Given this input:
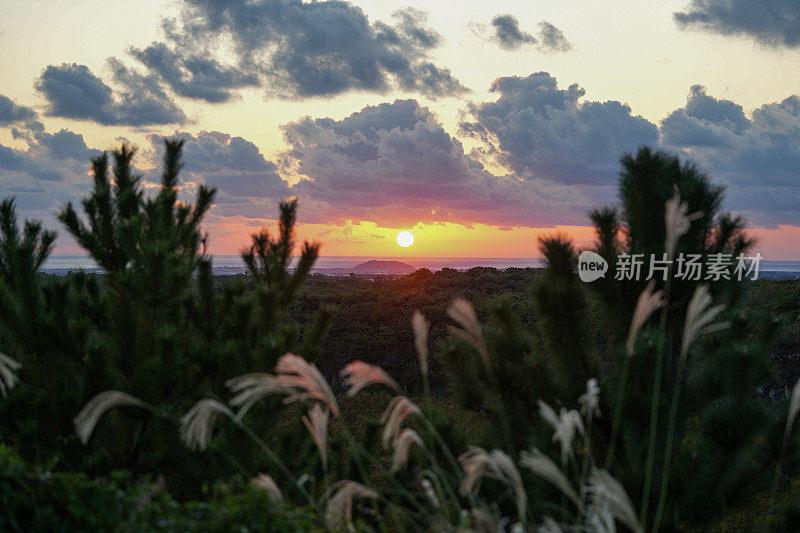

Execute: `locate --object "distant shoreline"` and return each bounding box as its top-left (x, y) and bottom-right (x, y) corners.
top-left (40, 254), bottom-right (800, 279)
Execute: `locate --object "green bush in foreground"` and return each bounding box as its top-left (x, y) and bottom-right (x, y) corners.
top-left (0, 445), bottom-right (321, 532)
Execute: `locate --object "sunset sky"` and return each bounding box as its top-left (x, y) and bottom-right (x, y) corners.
top-left (2, 0), bottom-right (800, 259)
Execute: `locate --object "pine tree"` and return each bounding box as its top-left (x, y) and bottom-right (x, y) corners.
top-left (0, 140), bottom-right (334, 490)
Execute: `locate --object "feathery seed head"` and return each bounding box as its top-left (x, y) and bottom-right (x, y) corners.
top-left (579, 378), bottom-right (601, 419)
top-left (587, 468), bottom-right (642, 533)
top-left (390, 428), bottom-right (424, 472)
top-left (75, 390), bottom-right (146, 445)
top-left (681, 285), bottom-right (728, 367)
top-left (447, 298), bottom-right (489, 365)
top-left (302, 403), bottom-right (330, 469)
top-left (179, 398), bottom-right (234, 451)
top-left (520, 447), bottom-right (583, 510)
top-left (381, 395), bottom-right (421, 448)
top-left (325, 480), bottom-right (378, 529)
top-left (665, 187), bottom-right (701, 259)
top-left (784, 377), bottom-right (800, 445)
top-left (340, 360), bottom-right (399, 397)
top-left (458, 446), bottom-right (527, 517)
top-left (412, 310), bottom-right (430, 376)
top-left (538, 400), bottom-right (585, 464)
top-left (0, 353), bottom-right (21, 397)
top-left (251, 473), bottom-right (283, 501)
top-left (627, 279), bottom-right (665, 357)
top-left (226, 373), bottom-right (286, 418)
top-left (276, 353), bottom-right (339, 416)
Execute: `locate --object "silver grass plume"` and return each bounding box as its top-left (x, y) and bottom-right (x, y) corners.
top-left (0, 353), bottom-right (21, 397)
top-left (626, 279), bottom-right (665, 357)
top-left (251, 473), bottom-right (284, 501)
top-left (325, 480), bottom-right (378, 529)
top-left (538, 400), bottom-right (585, 464)
top-left (340, 360), bottom-right (399, 396)
top-left (447, 298), bottom-right (489, 365)
top-left (458, 446), bottom-right (527, 518)
top-left (412, 310), bottom-right (430, 376)
top-left (179, 399), bottom-right (234, 451)
top-left (225, 373), bottom-right (286, 418)
top-left (390, 428), bottom-right (424, 472)
top-left (587, 468), bottom-right (642, 533)
top-left (75, 391), bottom-right (146, 445)
top-left (664, 187), bottom-right (701, 259)
top-left (381, 395), bottom-right (421, 448)
top-left (302, 403), bottom-right (330, 469)
top-left (538, 516), bottom-right (567, 533)
top-left (418, 471), bottom-right (440, 508)
top-left (680, 284), bottom-right (728, 367)
top-left (276, 353), bottom-right (339, 416)
top-left (520, 448), bottom-right (583, 511)
top-left (579, 378), bottom-right (601, 419)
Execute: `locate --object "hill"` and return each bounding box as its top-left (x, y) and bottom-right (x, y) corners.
top-left (351, 260), bottom-right (415, 274)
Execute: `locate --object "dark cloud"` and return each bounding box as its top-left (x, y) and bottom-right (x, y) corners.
top-left (130, 1), bottom-right (465, 102)
top-left (675, 0), bottom-right (800, 47)
top-left (0, 94), bottom-right (36, 125)
top-left (460, 72), bottom-right (658, 185)
top-left (484, 15), bottom-right (571, 53)
top-left (129, 41), bottom-right (260, 104)
top-left (0, 124), bottom-right (105, 242)
top-left (537, 21), bottom-right (572, 53)
top-left (0, 127), bottom-right (97, 182)
top-left (660, 85), bottom-right (800, 225)
top-left (30, 129), bottom-right (103, 162)
top-left (147, 131), bottom-right (291, 214)
top-left (491, 14), bottom-right (537, 50)
top-left (35, 62), bottom-right (186, 126)
top-left (279, 98), bottom-right (591, 226)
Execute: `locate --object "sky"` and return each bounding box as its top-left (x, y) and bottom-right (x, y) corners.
top-left (1, 0), bottom-right (800, 259)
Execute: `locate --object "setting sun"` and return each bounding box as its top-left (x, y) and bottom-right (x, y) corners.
top-left (396, 231), bottom-right (414, 248)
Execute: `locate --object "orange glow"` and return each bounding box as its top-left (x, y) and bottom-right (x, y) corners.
top-left (203, 217), bottom-right (600, 258)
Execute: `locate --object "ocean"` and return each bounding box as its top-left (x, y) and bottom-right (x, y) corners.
top-left (40, 254), bottom-right (800, 279)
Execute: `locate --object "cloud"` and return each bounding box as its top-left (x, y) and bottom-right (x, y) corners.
top-left (0, 94), bottom-right (36, 125)
top-left (674, 0), bottom-right (800, 47)
top-left (129, 41), bottom-right (260, 104)
top-left (131, 1), bottom-right (466, 102)
top-left (536, 21), bottom-right (572, 53)
top-left (460, 72), bottom-right (658, 185)
top-left (35, 62), bottom-right (186, 126)
top-left (479, 15), bottom-right (572, 53)
top-left (490, 14), bottom-right (537, 50)
top-left (279, 98), bottom-right (593, 226)
top-left (29, 129), bottom-right (103, 162)
top-left (147, 130), bottom-right (291, 217)
top-left (0, 124), bottom-right (107, 241)
top-left (0, 125), bottom-right (99, 183)
top-left (660, 85), bottom-right (800, 225)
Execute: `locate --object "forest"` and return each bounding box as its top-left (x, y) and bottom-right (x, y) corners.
top-left (1, 140), bottom-right (800, 531)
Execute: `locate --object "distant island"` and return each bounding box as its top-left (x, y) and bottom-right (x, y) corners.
top-left (351, 260), bottom-right (415, 274)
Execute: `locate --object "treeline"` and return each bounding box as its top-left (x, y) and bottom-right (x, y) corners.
top-left (286, 270), bottom-right (800, 396)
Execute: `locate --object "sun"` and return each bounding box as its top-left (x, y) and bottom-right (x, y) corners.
top-left (396, 231), bottom-right (414, 248)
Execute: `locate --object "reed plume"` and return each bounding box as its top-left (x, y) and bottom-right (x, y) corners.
top-left (340, 360), bottom-right (398, 396)
top-left (447, 298), bottom-right (489, 365)
top-left (0, 353), bottom-right (21, 397)
top-left (179, 399), bottom-right (234, 451)
top-left (302, 403), bottom-right (330, 469)
top-left (75, 391), bottom-right (146, 445)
